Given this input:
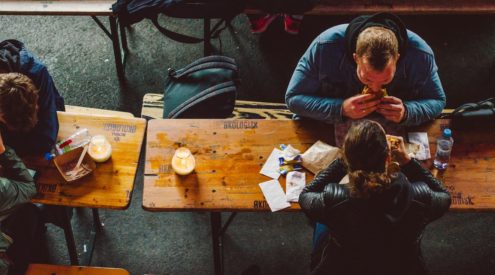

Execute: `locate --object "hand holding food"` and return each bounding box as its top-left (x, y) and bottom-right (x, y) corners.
top-left (342, 93), bottom-right (380, 119)
top-left (386, 135), bottom-right (411, 166)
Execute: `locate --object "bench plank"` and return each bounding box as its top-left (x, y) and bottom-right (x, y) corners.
top-left (27, 264), bottom-right (129, 275)
top-left (246, 0), bottom-right (495, 15)
top-left (0, 1), bottom-right (114, 16)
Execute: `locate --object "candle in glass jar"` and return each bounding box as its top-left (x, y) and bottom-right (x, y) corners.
top-left (88, 135), bottom-right (112, 163)
top-left (171, 147), bottom-right (195, 176)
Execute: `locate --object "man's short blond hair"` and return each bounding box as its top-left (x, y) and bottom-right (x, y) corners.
top-left (356, 26), bottom-right (399, 71)
top-left (0, 73), bottom-right (39, 132)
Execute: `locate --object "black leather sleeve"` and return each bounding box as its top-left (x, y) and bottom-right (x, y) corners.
top-left (299, 158), bottom-right (348, 221)
top-left (402, 159), bottom-right (451, 220)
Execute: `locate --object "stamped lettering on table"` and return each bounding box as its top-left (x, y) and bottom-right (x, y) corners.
top-left (224, 121), bottom-right (258, 130)
top-left (253, 200), bottom-right (269, 209)
top-left (103, 123), bottom-right (137, 142)
top-left (36, 183), bottom-right (58, 193)
top-left (446, 185), bottom-right (475, 205)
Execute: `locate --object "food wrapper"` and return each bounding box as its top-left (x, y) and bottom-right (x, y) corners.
top-left (279, 164), bottom-right (303, 176)
top-left (407, 132), bottom-right (431, 160)
top-left (301, 141), bottom-right (341, 174)
top-left (280, 144), bottom-right (301, 161)
top-left (286, 171), bottom-right (306, 202)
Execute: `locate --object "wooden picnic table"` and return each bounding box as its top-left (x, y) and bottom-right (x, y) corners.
top-left (143, 118), bottom-right (495, 275)
top-left (27, 112), bottom-right (146, 209)
top-left (144, 118), bottom-right (495, 212)
top-left (24, 111), bottom-right (146, 266)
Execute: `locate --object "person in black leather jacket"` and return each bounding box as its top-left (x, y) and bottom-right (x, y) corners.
top-left (299, 120), bottom-right (451, 275)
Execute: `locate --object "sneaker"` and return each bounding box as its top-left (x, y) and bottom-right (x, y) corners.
top-left (284, 14), bottom-right (303, 35)
top-left (248, 14), bottom-right (278, 34)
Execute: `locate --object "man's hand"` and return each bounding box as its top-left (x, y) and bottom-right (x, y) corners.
top-left (386, 135), bottom-right (411, 166)
top-left (342, 94), bottom-right (380, 119)
top-left (0, 132), bottom-right (5, 154)
top-left (377, 96), bottom-right (406, 123)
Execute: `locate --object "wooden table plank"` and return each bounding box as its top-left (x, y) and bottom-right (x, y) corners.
top-left (143, 119), bottom-right (334, 212)
top-left (144, 118), bottom-right (495, 212)
top-left (26, 264), bottom-right (129, 275)
top-left (25, 112), bottom-right (146, 210)
top-left (0, 1), bottom-right (114, 16)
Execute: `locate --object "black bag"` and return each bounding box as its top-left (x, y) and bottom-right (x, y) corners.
top-left (113, 0), bottom-right (246, 43)
top-left (441, 98), bottom-right (495, 129)
top-left (163, 55), bottom-right (239, 118)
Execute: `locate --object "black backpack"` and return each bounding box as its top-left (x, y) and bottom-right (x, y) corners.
top-left (113, 0), bottom-right (246, 43)
top-left (163, 55), bottom-right (239, 118)
top-left (441, 98), bottom-right (495, 130)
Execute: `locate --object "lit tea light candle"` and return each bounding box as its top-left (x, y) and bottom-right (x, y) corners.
top-left (88, 135), bottom-right (112, 163)
top-left (171, 147), bottom-right (196, 176)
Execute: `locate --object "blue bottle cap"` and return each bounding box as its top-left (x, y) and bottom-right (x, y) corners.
top-left (44, 152), bottom-right (55, 161)
top-left (443, 128), bottom-right (452, 138)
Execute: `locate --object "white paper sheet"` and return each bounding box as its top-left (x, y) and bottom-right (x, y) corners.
top-left (286, 171), bottom-right (306, 202)
top-left (259, 148), bottom-right (284, 179)
top-left (259, 180), bottom-right (291, 212)
top-left (408, 132), bottom-right (431, 160)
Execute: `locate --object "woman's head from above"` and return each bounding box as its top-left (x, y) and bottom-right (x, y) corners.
top-left (343, 120), bottom-right (394, 198)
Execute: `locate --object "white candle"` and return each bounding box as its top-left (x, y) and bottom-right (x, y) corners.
top-left (171, 147), bottom-right (195, 176)
top-left (88, 135), bottom-right (112, 163)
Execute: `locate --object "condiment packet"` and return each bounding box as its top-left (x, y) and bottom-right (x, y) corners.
top-left (286, 171), bottom-right (306, 202)
top-left (301, 141), bottom-right (341, 174)
top-left (259, 180), bottom-right (291, 212)
top-left (260, 148), bottom-right (284, 179)
top-left (280, 144), bottom-right (301, 161)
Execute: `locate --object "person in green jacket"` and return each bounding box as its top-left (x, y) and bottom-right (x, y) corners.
top-left (0, 132), bottom-right (40, 275)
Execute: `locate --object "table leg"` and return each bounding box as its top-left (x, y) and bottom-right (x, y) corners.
top-left (109, 16), bottom-right (125, 81)
top-left (60, 207), bottom-right (79, 265)
top-left (211, 212), bottom-right (223, 275)
top-left (80, 208), bottom-right (103, 266)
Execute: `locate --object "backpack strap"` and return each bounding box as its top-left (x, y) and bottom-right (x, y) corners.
top-left (150, 15), bottom-right (204, 44)
top-left (171, 55), bottom-right (236, 73)
top-left (168, 81), bottom-right (236, 118)
top-left (169, 61), bottom-right (238, 79)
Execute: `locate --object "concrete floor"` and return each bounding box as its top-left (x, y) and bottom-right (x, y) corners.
top-left (1, 13), bottom-right (495, 275)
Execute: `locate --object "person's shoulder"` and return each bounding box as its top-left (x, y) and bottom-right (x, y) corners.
top-left (405, 29), bottom-right (435, 57)
top-left (315, 24), bottom-right (348, 46)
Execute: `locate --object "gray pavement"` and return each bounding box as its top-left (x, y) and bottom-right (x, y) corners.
top-left (1, 13), bottom-right (494, 275)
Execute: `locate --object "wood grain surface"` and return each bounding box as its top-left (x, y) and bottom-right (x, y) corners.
top-left (26, 264), bottom-right (129, 275)
top-left (144, 118), bottom-right (495, 212)
top-left (0, 1), bottom-right (114, 16)
top-left (144, 119), bottom-right (334, 212)
top-left (246, 0), bottom-right (495, 15)
top-left (25, 112), bottom-right (146, 210)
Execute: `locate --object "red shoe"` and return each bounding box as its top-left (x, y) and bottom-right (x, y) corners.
top-left (284, 14), bottom-right (303, 35)
top-left (248, 14), bottom-right (278, 34)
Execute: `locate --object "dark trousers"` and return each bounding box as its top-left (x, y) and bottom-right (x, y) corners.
top-left (1, 203), bottom-right (41, 275)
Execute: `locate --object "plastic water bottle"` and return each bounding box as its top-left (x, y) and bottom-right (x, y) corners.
top-left (433, 128), bottom-right (454, 170)
top-left (44, 128), bottom-right (91, 160)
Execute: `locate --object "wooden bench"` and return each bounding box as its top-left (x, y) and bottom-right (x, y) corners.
top-left (0, 1), bottom-right (127, 81)
top-left (141, 93), bottom-right (293, 120)
top-left (141, 93), bottom-right (453, 120)
top-left (245, 0), bottom-right (495, 15)
top-left (26, 264), bottom-right (129, 275)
